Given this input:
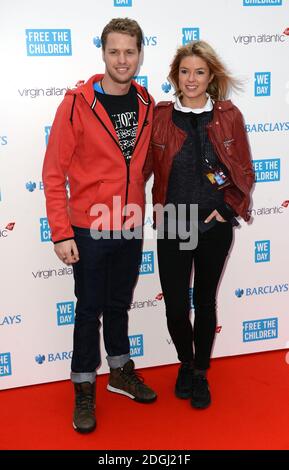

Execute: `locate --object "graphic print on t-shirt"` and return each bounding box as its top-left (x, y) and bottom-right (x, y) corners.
top-left (94, 83), bottom-right (139, 162)
top-left (110, 111), bottom-right (138, 161)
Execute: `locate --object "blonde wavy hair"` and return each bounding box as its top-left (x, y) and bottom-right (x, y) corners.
top-left (168, 40), bottom-right (241, 101)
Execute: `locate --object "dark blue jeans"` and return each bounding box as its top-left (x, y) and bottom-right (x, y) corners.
top-left (71, 227), bottom-right (142, 383)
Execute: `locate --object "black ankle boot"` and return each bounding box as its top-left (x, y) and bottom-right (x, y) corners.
top-left (191, 375), bottom-right (211, 409)
top-left (175, 362), bottom-right (194, 399)
top-left (73, 382), bottom-right (96, 433)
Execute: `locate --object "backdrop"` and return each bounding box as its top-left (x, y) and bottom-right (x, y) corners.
top-left (0, 0), bottom-right (288, 389)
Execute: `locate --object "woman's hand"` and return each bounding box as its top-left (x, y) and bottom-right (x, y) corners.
top-left (204, 209), bottom-right (226, 224)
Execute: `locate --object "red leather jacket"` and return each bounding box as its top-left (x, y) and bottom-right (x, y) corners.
top-left (144, 100), bottom-right (254, 221)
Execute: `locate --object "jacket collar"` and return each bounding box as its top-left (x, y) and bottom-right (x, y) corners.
top-left (67, 73), bottom-right (150, 107)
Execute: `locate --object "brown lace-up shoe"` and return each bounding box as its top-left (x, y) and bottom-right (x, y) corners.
top-left (107, 359), bottom-right (157, 403)
top-left (73, 382), bottom-right (96, 433)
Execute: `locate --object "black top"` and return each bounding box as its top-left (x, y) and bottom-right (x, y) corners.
top-left (163, 108), bottom-right (236, 233)
top-left (95, 85), bottom-right (139, 162)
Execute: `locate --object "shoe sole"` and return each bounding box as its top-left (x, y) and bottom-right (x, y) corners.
top-left (72, 421), bottom-right (96, 433)
top-left (191, 399), bottom-right (211, 409)
top-left (107, 384), bottom-right (157, 403)
top-left (175, 390), bottom-right (191, 399)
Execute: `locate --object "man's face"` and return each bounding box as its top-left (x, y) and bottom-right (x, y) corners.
top-left (102, 32), bottom-right (140, 85)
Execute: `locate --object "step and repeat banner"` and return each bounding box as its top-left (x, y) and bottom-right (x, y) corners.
top-left (0, 0), bottom-right (288, 389)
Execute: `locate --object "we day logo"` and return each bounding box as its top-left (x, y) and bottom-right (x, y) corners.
top-left (255, 240), bottom-right (271, 263)
top-left (57, 302), bottom-right (75, 326)
top-left (254, 72), bottom-right (271, 96)
top-left (129, 334), bottom-right (143, 357)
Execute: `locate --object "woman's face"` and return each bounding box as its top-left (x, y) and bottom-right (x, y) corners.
top-left (178, 55), bottom-right (213, 108)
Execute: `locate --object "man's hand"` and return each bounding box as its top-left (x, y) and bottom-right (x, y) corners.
top-left (204, 209), bottom-right (226, 223)
top-left (54, 239), bottom-right (79, 265)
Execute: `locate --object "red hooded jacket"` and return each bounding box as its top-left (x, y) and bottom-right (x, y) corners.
top-left (43, 74), bottom-right (154, 242)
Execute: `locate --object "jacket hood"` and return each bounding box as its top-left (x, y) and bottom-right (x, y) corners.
top-left (66, 74), bottom-right (151, 107)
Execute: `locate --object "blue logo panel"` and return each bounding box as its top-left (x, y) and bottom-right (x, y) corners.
top-left (243, 318), bottom-right (278, 342)
top-left (255, 240), bottom-right (270, 263)
top-left (254, 72), bottom-right (271, 96)
top-left (26, 29), bottom-right (72, 56)
top-left (243, 0), bottom-right (282, 5)
top-left (133, 76), bottom-right (148, 88)
top-left (45, 126), bottom-right (51, 146)
top-left (40, 217), bottom-right (51, 242)
top-left (253, 158), bottom-right (280, 182)
top-left (57, 302), bottom-right (75, 326)
top-left (129, 335), bottom-right (144, 357)
top-left (0, 352), bottom-right (12, 377)
top-left (114, 0), bottom-right (132, 6)
top-left (182, 28), bottom-right (200, 45)
top-left (139, 251), bottom-right (154, 275)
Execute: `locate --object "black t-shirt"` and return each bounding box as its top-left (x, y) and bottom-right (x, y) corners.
top-left (95, 84), bottom-right (139, 162)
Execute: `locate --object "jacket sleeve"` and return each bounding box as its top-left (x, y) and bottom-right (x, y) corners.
top-left (143, 101), bottom-right (156, 182)
top-left (42, 94), bottom-right (76, 243)
top-left (233, 107), bottom-right (255, 193)
top-left (143, 141), bottom-right (153, 182)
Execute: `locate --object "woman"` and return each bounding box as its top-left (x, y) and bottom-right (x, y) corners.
top-left (144, 41), bottom-right (254, 409)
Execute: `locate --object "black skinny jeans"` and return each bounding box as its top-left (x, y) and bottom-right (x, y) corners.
top-left (157, 222), bottom-right (233, 370)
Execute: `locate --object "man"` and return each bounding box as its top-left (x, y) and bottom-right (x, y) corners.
top-left (42, 18), bottom-right (156, 434)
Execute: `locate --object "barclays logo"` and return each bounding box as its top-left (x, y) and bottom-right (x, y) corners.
top-left (245, 121), bottom-right (289, 132)
top-left (26, 181), bottom-right (44, 192)
top-left (26, 29), bottom-right (72, 56)
top-left (35, 354), bottom-right (45, 364)
top-left (93, 35), bottom-right (157, 48)
top-left (143, 36), bottom-right (157, 46)
top-left (162, 82), bottom-right (171, 93)
top-left (26, 181), bottom-right (36, 192)
top-left (235, 288), bottom-right (244, 298)
top-left (236, 283), bottom-right (288, 297)
top-left (35, 351), bottom-right (73, 364)
top-left (182, 28), bottom-right (200, 45)
top-left (0, 314), bottom-right (22, 326)
top-left (93, 36), bottom-right (102, 48)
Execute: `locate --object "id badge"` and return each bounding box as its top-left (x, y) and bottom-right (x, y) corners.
top-left (204, 159), bottom-right (231, 190)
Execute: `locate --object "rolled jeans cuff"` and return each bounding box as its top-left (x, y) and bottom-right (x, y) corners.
top-left (107, 353), bottom-right (130, 369)
top-left (71, 371), bottom-right (96, 384)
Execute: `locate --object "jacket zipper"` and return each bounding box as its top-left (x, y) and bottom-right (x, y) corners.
top-left (88, 92), bottom-right (151, 228)
top-left (123, 97), bottom-right (151, 225)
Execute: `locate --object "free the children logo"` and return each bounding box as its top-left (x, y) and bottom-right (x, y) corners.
top-left (243, 318), bottom-right (278, 342)
top-left (26, 29), bottom-right (72, 56)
